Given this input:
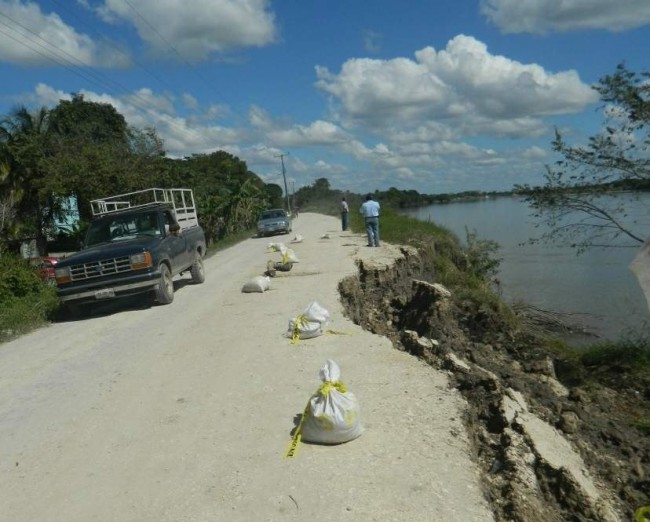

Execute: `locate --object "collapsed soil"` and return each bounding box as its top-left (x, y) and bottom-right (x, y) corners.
top-left (338, 245), bottom-right (649, 521)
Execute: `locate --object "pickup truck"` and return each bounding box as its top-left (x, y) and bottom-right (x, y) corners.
top-left (55, 188), bottom-right (206, 315)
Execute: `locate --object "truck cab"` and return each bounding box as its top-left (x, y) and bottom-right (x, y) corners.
top-left (55, 188), bottom-right (207, 316)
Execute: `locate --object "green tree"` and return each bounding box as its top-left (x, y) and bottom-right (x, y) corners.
top-left (517, 64), bottom-right (649, 252)
top-left (264, 183), bottom-right (283, 209)
top-left (0, 106), bottom-right (53, 254)
top-left (45, 94), bottom-right (133, 222)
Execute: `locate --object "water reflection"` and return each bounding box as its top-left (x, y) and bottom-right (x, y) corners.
top-left (401, 194), bottom-right (650, 340)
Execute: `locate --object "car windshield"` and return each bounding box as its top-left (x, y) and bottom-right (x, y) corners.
top-left (260, 210), bottom-right (285, 220)
top-left (86, 212), bottom-right (161, 246)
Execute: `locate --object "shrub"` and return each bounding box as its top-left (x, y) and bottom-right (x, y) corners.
top-left (0, 250), bottom-right (59, 342)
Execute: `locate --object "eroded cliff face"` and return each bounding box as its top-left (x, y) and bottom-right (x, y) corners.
top-left (339, 247), bottom-right (648, 522)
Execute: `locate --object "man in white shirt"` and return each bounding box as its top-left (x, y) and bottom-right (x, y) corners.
top-left (359, 194), bottom-right (380, 247)
top-left (341, 197), bottom-right (349, 231)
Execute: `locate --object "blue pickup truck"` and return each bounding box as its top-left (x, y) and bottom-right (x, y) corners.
top-left (55, 188), bottom-right (206, 316)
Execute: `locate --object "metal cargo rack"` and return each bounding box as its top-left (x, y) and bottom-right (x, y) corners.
top-left (90, 188), bottom-right (199, 230)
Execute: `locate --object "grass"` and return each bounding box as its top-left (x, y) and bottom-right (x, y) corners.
top-left (348, 206), bottom-right (520, 333)
top-left (205, 227), bottom-right (257, 258)
top-left (633, 418), bottom-right (650, 434)
top-left (0, 250), bottom-right (59, 343)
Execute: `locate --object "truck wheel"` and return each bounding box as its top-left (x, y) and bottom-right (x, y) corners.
top-left (155, 264), bottom-right (174, 304)
top-left (190, 255), bottom-right (205, 284)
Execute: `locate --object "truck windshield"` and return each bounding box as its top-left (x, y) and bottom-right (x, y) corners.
top-left (85, 212), bottom-right (161, 247)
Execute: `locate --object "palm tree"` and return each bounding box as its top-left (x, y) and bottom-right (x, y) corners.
top-left (0, 106), bottom-right (52, 254)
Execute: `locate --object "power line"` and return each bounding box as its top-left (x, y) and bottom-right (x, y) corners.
top-left (1, 2), bottom-right (275, 164)
top-left (0, 12), bottom-right (215, 148)
top-left (48, 0), bottom-right (185, 98)
top-left (122, 0), bottom-right (225, 103)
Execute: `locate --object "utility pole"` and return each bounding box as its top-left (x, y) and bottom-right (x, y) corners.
top-left (275, 152), bottom-right (291, 215)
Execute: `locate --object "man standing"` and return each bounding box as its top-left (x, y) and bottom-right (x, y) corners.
top-left (341, 197), bottom-right (349, 231)
top-left (360, 194), bottom-right (380, 247)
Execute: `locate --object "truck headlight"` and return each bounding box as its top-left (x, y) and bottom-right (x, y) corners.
top-left (55, 266), bottom-right (71, 284)
top-left (130, 251), bottom-right (153, 270)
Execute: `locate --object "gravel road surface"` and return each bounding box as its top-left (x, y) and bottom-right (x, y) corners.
top-left (0, 213), bottom-right (493, 522)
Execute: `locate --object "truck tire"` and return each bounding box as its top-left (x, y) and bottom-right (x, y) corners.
top-left (155, 264), bottom-right (174, 304)
top-left (190, 254), bottom-right (205, 284)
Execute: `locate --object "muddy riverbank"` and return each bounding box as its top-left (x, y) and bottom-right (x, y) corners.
top-left (339, 245), bottom-right (648, 521)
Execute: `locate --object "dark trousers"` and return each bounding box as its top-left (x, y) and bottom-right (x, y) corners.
top-left (341, 212), bottom-right (349, 231)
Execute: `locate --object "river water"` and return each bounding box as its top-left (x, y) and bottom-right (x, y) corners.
top-left (400, 194), bottom-right (650, 341)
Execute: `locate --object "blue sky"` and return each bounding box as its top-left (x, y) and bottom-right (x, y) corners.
top-left (0, 0), bottom-right (648, 195)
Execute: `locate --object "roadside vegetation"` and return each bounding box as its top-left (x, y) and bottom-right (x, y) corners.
top-left (297, 181), bottom-right (649, 412)
top-left (0, 249), bottom-right (58, 342)
top-left (1, 64), bottom-right (647, 388)
top-left (515, 64), bottom-right (649, 253)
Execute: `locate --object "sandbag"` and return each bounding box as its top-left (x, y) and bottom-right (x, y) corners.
top-left (281, 248), bottom-right (300, 264)
top-left (291, 234), bottom-right (304, 243)
top-left (274, 261), bottom-right (293, 272)
top-left (242, 275), bottom-right (270, 293)
top-left (300, 360), bottom-right (363, 445)
top-left (302, 301), bottom-right (330, 323)
top-left (286, 317), bottom-right (322, 340)
top-left (267, 242), bottom-right (287, 253)
top-left (284, 301), bottom-right (330, 342)
top-left (265, 260), bottom-right (277, 277)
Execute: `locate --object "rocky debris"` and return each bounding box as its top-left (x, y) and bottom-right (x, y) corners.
top-left (339, 246), bottom-right (649, 521)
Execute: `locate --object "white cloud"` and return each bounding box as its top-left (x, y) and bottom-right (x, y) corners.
top-left (521, 145), bottom-right (548, 159)
top-left (30, 83), bottom-right (244, 156)
top-left (313, 159), bottom-right (347, 175)
top-left (0, 0), bottom-right (130, 67)
top-left (363, 30), bottom-right (382, 53)
top-left (267, 120), bottom-right (350, 147)
top-left (481, 0), bottom-right (650, 34)
top-left (316, 34), bottom-right (598, 138)
top-left (181, 93), bottom-right (199, 110)
top-left (248, 105), bottom-right (273, 131)
top-left (100, 0), bottom-right (277, 61)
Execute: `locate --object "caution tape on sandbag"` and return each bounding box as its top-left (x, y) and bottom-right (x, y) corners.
top-left (291, 314), bottom-right (308, 344)
top-left (290, 325), bottom-right (352, 345)
top-left (285, 381), bottom-right (348, 458)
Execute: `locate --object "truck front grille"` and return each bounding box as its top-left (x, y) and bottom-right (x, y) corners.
top-left (69, 256), bottom-right (132, 281)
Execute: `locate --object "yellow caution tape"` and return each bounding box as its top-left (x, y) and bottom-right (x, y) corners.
top-left (325, 329), bottom-right (352, 336)
top-left (285, 380), bottom-right (347, 458)
top-left (318, 380), bottom-right (347, 397)
top-left (291, 314), bottom-right (308, 344)
top-left (285, 401), bottom-right (310, 458)
top-left (636, 506), bottom-right (650, 522)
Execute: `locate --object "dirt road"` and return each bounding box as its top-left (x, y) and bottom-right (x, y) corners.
top-left (0, 213), bottom-right (493, 522)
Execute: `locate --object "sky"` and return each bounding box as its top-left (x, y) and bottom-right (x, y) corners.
top-left (0, 0), bottom-right (648, 195)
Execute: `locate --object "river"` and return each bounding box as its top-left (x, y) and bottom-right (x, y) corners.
top-left (400, 194), bottom-right (650, 341)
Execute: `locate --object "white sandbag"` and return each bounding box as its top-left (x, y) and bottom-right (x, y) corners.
top-left (285, 317), bottom-right (322, 340)
top-left (267, 242), bottom-right (287, 253)
top-left (300, 360), bottom-right (363, 444)
top-left (281, 248), bottom-right (300, 264)
top-left (241, 275), bottom-right (270, 293)
top-left (302, 301), bottom-right (330, 324)
top-left (284, 301), bottom-right (330, 342)
top-left (291, 234), bottom-right (304, 243)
